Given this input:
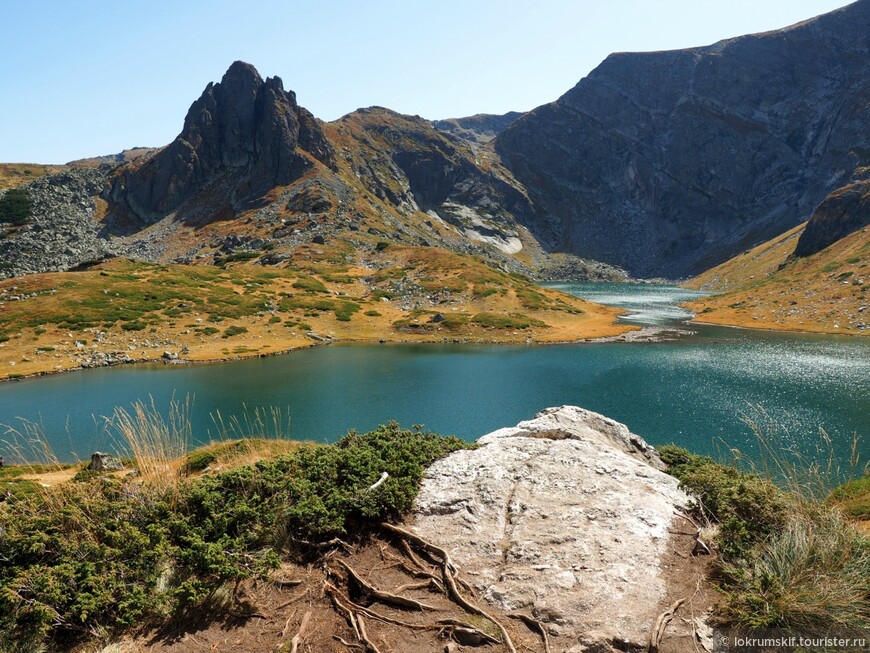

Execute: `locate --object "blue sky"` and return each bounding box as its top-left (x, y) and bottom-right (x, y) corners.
top-left (0, 0), bottom-right (851, 163)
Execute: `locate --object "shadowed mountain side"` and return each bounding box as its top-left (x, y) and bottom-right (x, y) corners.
top-left (495, 0), bottom-right (870, 277)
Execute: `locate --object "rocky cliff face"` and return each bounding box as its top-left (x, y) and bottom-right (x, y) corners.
top-left (495, 0), bottom-right (870, 277)
top-left (333, 107), bottom-right (534, 255)
top-left (794, 170), bottom-right (870, 257)
top-left (412, 406), bottom-right (714, 651)
top-left (109, 61), bottom-right (335, 223)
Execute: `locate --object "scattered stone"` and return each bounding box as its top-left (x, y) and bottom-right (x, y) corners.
top-left (88, 452), bottom-right (124, 472)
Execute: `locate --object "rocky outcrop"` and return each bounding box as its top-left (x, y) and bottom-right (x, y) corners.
top-left (412, 406), bottom-right (705, 650)
top-left (794, 173), bottom-right (870, 257)
top-left (0, 167), bottom-right (117, 278)
top-left (109, 61), bottom-right (335, 223)
top-left (334, 107), bottom-right (535, 254)
top-left (495, 0), bottom-right (870, 278)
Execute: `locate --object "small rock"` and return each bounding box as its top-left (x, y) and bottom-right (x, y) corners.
top-left (88, 452), bottom-right (123, 472)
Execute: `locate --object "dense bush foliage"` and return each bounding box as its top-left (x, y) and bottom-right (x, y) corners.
top-left (660, 445), bottom-right (870, 631)
top-left (659, 445), bottom-right (791, 560)
top-left (0, 188), bottom-right (32, 225)
top-left (0, 423), bottom-right (469, 651)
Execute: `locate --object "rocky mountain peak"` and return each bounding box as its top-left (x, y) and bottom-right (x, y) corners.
top-left (109, 61), bottom-right (334, 223)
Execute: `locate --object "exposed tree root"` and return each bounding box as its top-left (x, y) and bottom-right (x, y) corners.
top-left (333, 635), bottom-right (364, 650)
top-left (381, 523), bottom-right (458, 574)
top-left (692, 529), bottom-right (711, 556)
top-left (437, 618), bottom-right (500, 646)
top-left (326, 582), bottom-right (361, 639)
top-left (509, 613), bottom-right (551, 653)
top-left (381, 522), bottom-right (518, 653)
top-left (357, 614), bottom-right (383, 653)
top-left (648, 598), bottom-right (684, 653)
top-left (289, 611), bottom-right (311, 653)
top-left (338, 559), bottom-right (438, 611)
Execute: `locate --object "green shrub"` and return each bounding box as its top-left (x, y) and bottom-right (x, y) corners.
top-left (830, 475), bottom-right (870, 520)
top-left (659, 445), bottom-right (790, 559)
top-left (222, 325), bottom-right (248, 338)
top-left (721, 508), bottom-right (870, 631)
top-left (660, 445), bottom-right (870, 631)
top-left (0, 423), bottom-right (469, 650)
top-left (121, 321), bottom-right (147, 331)
top-left (216, 251), bottom-right (260, 266)
top-left (292, 277), bottom-right (327, 293)
top-left (0, 188), bottom-right (32, 225)
top-left (471, 312), bottom-right (546, 330)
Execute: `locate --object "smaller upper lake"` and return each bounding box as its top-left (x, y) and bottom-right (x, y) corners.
top-left (547, 282), bottom-right (706, 326)
top-left (0, 282), bottom-right (868, 472)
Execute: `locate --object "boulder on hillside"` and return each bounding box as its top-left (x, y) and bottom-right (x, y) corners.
top-left (88, 451), bottom-right (124, 472)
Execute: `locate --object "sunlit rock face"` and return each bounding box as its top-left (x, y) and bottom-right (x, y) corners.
top-left (110, 61), bottom-right (334, 223)
top-left (412, 406), bottom-right (696, 649)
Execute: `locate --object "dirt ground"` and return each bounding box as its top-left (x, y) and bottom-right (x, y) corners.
top-left (90, 519), bottom-right (717, 653)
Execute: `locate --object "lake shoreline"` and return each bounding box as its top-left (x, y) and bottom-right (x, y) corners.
top-left (1, 325), bottom-right (659, 385)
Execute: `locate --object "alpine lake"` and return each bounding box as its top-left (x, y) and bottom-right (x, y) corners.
top-left (1, 282), bottom-right (868, 472)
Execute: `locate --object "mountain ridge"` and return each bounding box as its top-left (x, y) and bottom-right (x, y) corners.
top-left (494, 0), bottom-right (870, 277)
top-left (2, 2), bottom-right (869, 287)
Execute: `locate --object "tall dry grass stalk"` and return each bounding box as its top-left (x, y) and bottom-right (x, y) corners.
top-left (737, 405), bottom-right (866, 500)
top-left (0, 417), bottom-right (68, 470)
top-left (104, 395), bottom-right (192, 488)
top-left (209, 404), bottom-right (291, 441)
top-left (726, 504), bottom-right (870, 631)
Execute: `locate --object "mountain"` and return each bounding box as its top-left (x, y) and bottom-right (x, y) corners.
top-left (4, 2), bottom-right (870, 286)
top-left (66, 147), bottom-right (158, 168)
top-left (494, 0), bottom-right (870, 277)
top-left (794, 172), bottom-right (870, 257)
top-left (432, 111), bottom-right (523, 144)
top-left (684, 171), bottom-right (870, 335)
top-left (2, 61), bottom-right (627, 282)
top-left (109, 61), bottom-right (335, 224)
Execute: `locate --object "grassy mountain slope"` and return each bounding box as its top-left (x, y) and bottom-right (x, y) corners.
top-left (684, 223), bottom-right (869, 335)
top-left (0, 250), bottom-right (630, 381)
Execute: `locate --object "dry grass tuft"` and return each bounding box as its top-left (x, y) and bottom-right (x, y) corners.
top-left (104, 396), bottom-right (192, 487)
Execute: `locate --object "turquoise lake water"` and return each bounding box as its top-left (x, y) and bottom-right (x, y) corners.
top-left (0, 282), bottom-right (868, 467)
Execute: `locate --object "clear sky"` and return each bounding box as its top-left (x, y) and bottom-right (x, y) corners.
top-left (0, 0), bottom-right (851, 164)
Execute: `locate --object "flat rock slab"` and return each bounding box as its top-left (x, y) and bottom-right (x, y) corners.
top-left (412, 406), bottom-right (692, 649)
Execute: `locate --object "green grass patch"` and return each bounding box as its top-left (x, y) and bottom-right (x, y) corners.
top-left (120, 320), bottom-right (147, 331)
top-left (291, 277), bottom-right (328, 293)
top-left (830, 475), bottom-right (870, 520)
top-left (660, 445), bottom-right (870, 631)
top-left (216, 251), bottom-right (260, 266)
